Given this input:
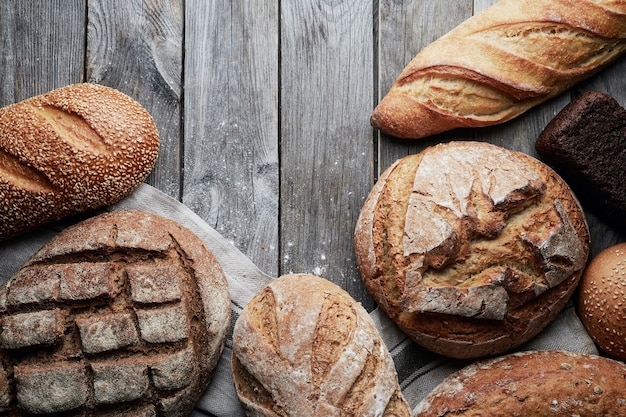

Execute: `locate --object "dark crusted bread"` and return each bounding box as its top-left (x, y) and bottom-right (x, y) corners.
top-left (536, 90), bottom-right (626, 230)
top-left (0, 210), bottom-right (230, 416)
top-left (354, 141), bottom-right (590, 359)
top-left (232, 274), bottom-right (411, 417)
top-left (414, 350), bottom-right (626, 416)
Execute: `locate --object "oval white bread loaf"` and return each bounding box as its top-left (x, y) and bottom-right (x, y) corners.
top-left (232, 274), bottom-right (411, 417)
top-left (0, 83), bottom-right (160, 241)
top-left (414, 350), bottom-right (626, 416)
top-left (371, 0), bottom-right (626, 139)
top-left (354, 141), bottom-right (590, 359)
top-left (578, 242), bottom-right (626, 361)
top-left (0, 210), bottom-right (231, 416)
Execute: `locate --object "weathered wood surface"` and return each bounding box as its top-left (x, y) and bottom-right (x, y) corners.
top-left (2, 0), bottom-right (626, 318)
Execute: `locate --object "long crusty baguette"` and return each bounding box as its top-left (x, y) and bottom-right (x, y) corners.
top-left (371, 0), bottom-right (626, 139)
top-left (0, 83), bottom-right (159, 241)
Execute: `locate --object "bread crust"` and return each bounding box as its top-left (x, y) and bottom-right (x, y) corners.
top-left (354, 141), bottom-right (589, 359)
top-left (0, 83), bottom-right (160, 241)
top-left (371, 0), bottom-right (626, 139)
top-left (578, 242), bottom-right (626, 361)
top-left (232, 274), bottom-right (411, 417)
top-left (414, 350), bottom-right (626, 416)
top-left (0, 210), bottom-right (230, 416)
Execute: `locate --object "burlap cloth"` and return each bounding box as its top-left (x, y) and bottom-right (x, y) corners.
top-left (0, 184), bottom-right (597, 416)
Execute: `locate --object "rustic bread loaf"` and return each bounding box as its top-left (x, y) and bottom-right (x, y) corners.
top-left (354, 141), bottom-right (589, 359)
top-left (536, 91), bottom-right (626, 231)
top-left (414, 350), bottom-right (626, 416)
top-left (0, 83), bottom-right (160, 241)
top-left (371, 0), bottom-right (626, 139)
top-left (0, 210), bottom-right (230, 416)
top-left (232, 274), bottom-right (411, 417)
top-left (578, 242), bottom-right (626, 361)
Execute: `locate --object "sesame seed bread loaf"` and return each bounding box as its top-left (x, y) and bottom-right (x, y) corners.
top-left (354, 141), bottom-right (590, 359)
top-left (578, 242), bottom-right (626, 361)
top-left (414, 350), bottom-right (626, 416)
top-left (231, 274), bottom-right (411, 417)
top-left (371, 0), bottom-right (626, 139)
top-left (0, 210), bottom-right (230, 416)
top-left (0, 83), bottom-right (160, 241)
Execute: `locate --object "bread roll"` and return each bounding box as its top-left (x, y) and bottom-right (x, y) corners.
top-left (371, 0), bottom-right (626, 139)
top-left (536, 91), bottom-right (626, 231)
top-left (232, 274), bottom-right (411, 417)
top-left (578, 242), bottom-right (626, 361)
top-left (414, 350), bottom-right (626, 416)
top-left (0, 210), bottom-right (230, 416)
top-left (354, 141), bottom-right (589, 359)
top-left (0, 83), bottom-right (160, 241)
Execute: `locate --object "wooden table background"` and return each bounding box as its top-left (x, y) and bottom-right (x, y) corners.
top-left (2, 0), bottom-right (625, 323)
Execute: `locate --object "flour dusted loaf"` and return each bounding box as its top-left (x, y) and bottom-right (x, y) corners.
top-left (232, 274), bottom-right (411, 417)
top-left (0, 210), bottom-right (230, 416)
top-left (354, 141), bottom-right (589, 359)
top-left (578, 242), bottom-right (626, 362)
top-left (371, 0), bottom-right (626, 139)
top-left (415, 350), bottom-right (626, 416)
top-left (536, 91), bottom-right (626, 230)
top-left (0, 83), bottom-right (160, 241)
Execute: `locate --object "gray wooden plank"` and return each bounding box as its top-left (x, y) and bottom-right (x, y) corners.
top-left (280, 0), bottom-right (375, 309)
top-left (86, 0), bottom-right (183, 199)
top-left (0, 0), bottom-right (85, 106)
top-left (183, 0), bottom-right (280, 277)
top-left (376, 0), bottom-right (474, 174)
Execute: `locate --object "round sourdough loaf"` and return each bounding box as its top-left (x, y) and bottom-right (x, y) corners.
top-left (231, 274), bottom-right (411, 417)
top-left (0, 210), bottom-right (230, 416)
top-left (578, 242), bottom-right (626, 361)
top-left (354, 141), bottom-right (589, 359)
top-left (0, 83), bottom-right (160, 241)
top-left (414, 350), bottom-right (626, 416)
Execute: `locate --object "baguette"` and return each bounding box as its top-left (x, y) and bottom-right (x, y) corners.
top-left (415, 350), bottom-right (626, 416)
top-left (371, 0), bottom-right (626, 139)
top-left (232, 274), bottom-right (411, 417)
top-left (0, 83), bottom-right (160, 241)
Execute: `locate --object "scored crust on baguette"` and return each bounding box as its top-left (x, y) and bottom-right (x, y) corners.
top-left (0, 83), bottom-right (160, 241)
top-left (0, 210), bottom-right (231, 416)
top-left (354, 141), bottom-right (590, 359)
top-left (414, 350), bottom-right (626, 416)
top-left (371, 0), bottom-right (626, 139)
top-left (232, 274), bottom-right (411, 417)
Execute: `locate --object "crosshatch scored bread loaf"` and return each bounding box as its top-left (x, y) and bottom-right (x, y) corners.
top-left (414, 350), bottom-right (626, 416)
top-left (0, 83), bottom-right (160, 241)
top-left (371, 0), bottom-right (626, 139)
top-left (354, 141), bottom-right (590, 359)
top-left (231, 274), bottom-right (411, 417)
top-left (0, 210), bottom-right (230, 416)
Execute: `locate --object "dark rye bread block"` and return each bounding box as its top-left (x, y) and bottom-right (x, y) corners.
top-left (0, 210), bottom-right (231, 416)
top-left (536, 91), bottom-right (626, 230)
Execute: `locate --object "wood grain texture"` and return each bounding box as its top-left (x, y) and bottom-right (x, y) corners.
top-left (376, 0), bottom-right (474, 173)
top-left (280, 0), bottom-right (375, 309)
top-left (0, 0), bottom-right (85, 106)
top-left (1, 0), bottom-right (626, 318)
top-left (86, 0), bottom-right (183, 199)
top-left (183, 0), bottom-right (280, 277)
